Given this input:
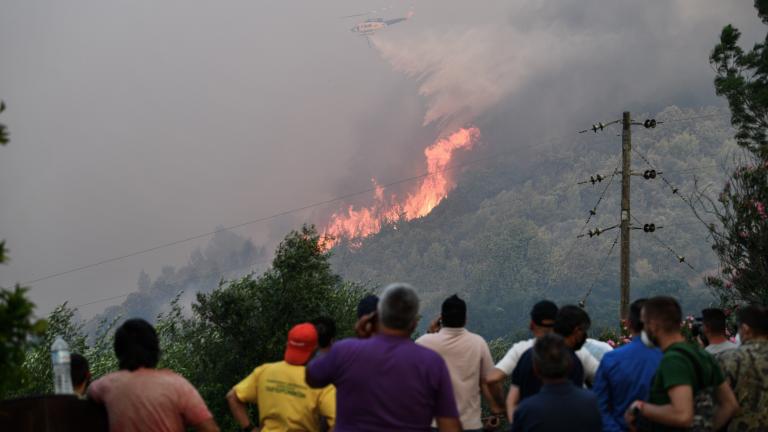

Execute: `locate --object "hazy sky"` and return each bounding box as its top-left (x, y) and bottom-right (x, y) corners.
top-left (0, 0), bottom-right (763, 316)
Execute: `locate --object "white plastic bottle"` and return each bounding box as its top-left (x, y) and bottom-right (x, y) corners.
top-left (51, 336), bottom-right (73, 394)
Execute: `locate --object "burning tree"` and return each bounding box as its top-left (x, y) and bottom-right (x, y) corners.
top-left (697, 3), bottom-right (768, 307)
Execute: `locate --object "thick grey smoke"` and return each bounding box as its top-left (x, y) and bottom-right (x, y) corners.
top-left (372, 0), bottom-right (762, 135)
top-left (374, 27), bottom-right (583, 127)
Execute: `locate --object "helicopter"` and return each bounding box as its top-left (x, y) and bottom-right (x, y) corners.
top-left (345, 8), bottom-right (414, 37)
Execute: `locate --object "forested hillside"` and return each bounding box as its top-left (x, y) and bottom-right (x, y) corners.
top-left (330, 105), bottom-right (735, 336)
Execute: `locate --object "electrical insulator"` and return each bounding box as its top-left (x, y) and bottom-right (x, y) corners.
top-left (643, 169), bottom-right (657, 180)
top-left (643, 119), bottom-right (657, 129)
top-left (643, 223), bottom-right (656, 233)
top-left (592, 122), bottom-right (605, 133)
top-left (678, 256), bottom-right (686, 263)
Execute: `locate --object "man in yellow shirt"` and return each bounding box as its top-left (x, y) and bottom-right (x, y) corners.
top-left (226, 323), bottom-right (335, 432)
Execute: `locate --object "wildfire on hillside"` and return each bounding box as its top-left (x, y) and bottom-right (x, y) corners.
top-left (320, 126), bottom-right (480, 249)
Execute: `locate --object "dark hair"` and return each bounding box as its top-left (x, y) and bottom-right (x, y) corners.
top-left (114, 319), bottom-right (160, 371)
top-left (357, 295), bottom-right (379, 318)
top-left (737, 305), bottom-right (768, 336)
top-left (441, 294), bottom-right (466, 328)
top-left (379, 283), bottom-right (419, 331)
top-left (312, 316), bottom-right (337, 349)
top-left (629, 299), bottom-right (648, 333)
top-left (554, 305), bottom-right (591, 337)
top-left (702, 308), bottom-right (727, 334)
top-left (643, 296), bottom-right (682, 332)
top-left (70, 353), bottom-right (90, 387)
top-left (532, 333), bottom-right (572, 379)
top-left (531, 300), bottom-right (558, 327)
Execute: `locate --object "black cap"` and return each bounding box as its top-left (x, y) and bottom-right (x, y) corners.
top-left (357, 295), bottom-right (379, 318)
top-left (531, 300), bottom-right (558, 327)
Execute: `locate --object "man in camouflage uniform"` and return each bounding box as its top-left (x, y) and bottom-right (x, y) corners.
top-left (718, 305), bottom-right (768, 432)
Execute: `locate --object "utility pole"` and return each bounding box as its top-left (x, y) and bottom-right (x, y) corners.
top-left (579, 113), bottom-right (683, 322)
top-left (620, 112), bottom-right (631, 320)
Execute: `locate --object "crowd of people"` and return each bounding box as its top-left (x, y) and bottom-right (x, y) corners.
top-left (67, 283), bottom-right (768, 432)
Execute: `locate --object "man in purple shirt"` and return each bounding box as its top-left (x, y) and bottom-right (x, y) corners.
top-left (306, 283), bottom-right (462, 432)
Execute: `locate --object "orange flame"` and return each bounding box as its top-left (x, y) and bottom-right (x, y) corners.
top-left (321, 126), bottom-right (480, 249)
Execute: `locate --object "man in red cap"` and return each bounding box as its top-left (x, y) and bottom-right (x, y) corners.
top-left (226, 323), bottom-right (335, 432)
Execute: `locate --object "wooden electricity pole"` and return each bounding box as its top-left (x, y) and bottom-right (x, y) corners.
top-left (620, 112), bottom-right (631, 320)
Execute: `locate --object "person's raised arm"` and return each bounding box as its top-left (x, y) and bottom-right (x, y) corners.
top-left (436, 417), bottom-right (462, 432)
top-left (306, 344), bottom-right (339, 388)
top-left (712, 380), bottom-right (738, 430)
top-left (354, 312), bottom-right (377, 339)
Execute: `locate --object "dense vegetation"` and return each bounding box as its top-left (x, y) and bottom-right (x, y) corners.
top-left (701, 3), bottom-right (768, 308)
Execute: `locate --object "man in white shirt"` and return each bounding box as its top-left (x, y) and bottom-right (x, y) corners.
top-left (417, 295), bottom-right (505, 431)
top-left (486, 301), bottom-right (599, 388)
top-left (701, 308), bottom-right (738, 356)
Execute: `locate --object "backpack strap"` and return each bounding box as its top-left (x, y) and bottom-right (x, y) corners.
top-left (668, 345), bottom-right (707, 390)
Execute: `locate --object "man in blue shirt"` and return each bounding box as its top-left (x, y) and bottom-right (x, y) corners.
top-left (592, 298), bottom-right (662, 431)
top-left (512, 333), bottom-right (601, 432)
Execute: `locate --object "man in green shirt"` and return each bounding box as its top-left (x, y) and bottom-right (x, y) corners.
top-left (624, 296), bottom-right (738, 431)
top-left (717, 305), bottom-right (768, 432)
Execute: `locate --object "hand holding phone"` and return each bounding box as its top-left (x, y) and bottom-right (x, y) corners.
top-left (427, 315), bottom-right (442, 334)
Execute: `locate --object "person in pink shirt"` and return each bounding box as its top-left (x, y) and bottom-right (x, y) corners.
top-left (88, 319), bottom-right (219, 432)
top-left (417, 294), bottom-right (506, 431)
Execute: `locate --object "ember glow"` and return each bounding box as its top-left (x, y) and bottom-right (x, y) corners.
top-left (321, 127), bottom-right (480, 248)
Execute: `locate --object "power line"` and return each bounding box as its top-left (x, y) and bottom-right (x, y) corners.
top-left (586, 163), bottom-right (620, 226)
top-left (631, 147), bottom-right (697, 209)
top-left (548, 162), bottom-right (619, 287)
top-left (659, 112), bottom-right (728, 124)
top-left (73, 258), bottom-right (272, 308)
top-left (631, 214), bottom-right (695, 271)
top-left (579, 232), bottom-right (619, 307)
top-left (664, 165), bottom-right (720, 175)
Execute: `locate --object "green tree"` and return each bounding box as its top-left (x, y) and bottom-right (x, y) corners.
top-left (7, 304), bottom-right (117, 399)
top-left (0, 286), bottom-right (45, 396)
top-left (15, 305), bottom-right (87, 396)
top-left (703, 1), bottom-right (768, 306)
